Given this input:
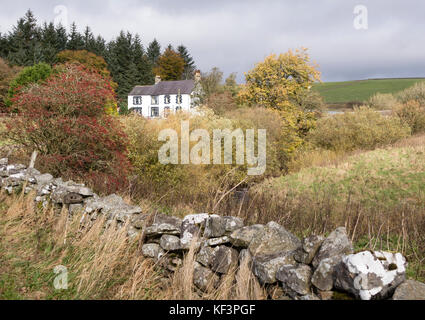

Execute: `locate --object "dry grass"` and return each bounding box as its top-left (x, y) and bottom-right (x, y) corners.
top-left (216, 135), bottom-right (425, 281)
top-left (0, 191), bottom-right (267, 300)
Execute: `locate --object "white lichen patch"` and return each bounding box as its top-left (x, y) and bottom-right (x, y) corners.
top-left (343, 251), bottom-right (407, 300)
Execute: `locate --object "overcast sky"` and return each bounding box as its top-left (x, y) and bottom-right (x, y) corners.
top-left (1, 0), bottom-right (424, 82)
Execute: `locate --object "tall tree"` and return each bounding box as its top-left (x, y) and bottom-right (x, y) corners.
top-left (200, 67), bottom-right (224, 100)
top-left (93, 35), bottom-right (107, 57)
top-left (67, 22), bottom-right (84, 50)
top-left (55, 24), bottom-right (68, 52)
top-left (132, 34), bottom-right (154, 85)
top-left (147, 38), bottom-right (161, 67)
top-left (238, 48), bottom-right (321, 112)
top-left (154, 47), bottom-right (185, 81)
top-left (7, 10), bottom-right (41, 66)
top-left (83, 26), bottom-right (97, 53)
top-left (40, 22), bottom-right (60, 64)
top-left (0, 32), bottom-right (8, 58)
top-left (177, 45), bottom-right (196, 80)
top-left (106, 31), bottom-right (137, 100)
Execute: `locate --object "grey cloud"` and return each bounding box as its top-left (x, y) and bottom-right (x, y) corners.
top-left (0, 0), bottom-right (424, 82)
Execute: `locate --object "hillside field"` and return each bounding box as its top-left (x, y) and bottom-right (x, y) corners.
top-left (313, 78), bottom-right (425, 107)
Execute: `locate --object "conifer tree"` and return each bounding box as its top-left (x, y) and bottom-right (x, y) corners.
top-left (40, 22), bottom-right (60, 64)
top-left (177, 45), bottom-right (196, 80)
top-left (133, 34), bottom-right (154, 85)
top-left (55, 24), bottom-right (68, 52)
top-left (106, 31), bottom-right (136, 100)
top-left (67, 22), bottom-right (84, 50)
top-left (147, 38), bottom-right (161, 67)
top-left (7, 10), bottom-right (41, 66)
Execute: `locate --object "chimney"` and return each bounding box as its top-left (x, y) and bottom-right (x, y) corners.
top-left (155, 75), bottom-right (161, 85)
top-left (194, 70), bottom-right (201, 82)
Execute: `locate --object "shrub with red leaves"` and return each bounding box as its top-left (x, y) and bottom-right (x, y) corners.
top-left (5, 63), bottom-right (130, 194)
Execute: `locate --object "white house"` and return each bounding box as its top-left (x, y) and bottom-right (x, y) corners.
top-left (128, 71), bottom-right (202, 118)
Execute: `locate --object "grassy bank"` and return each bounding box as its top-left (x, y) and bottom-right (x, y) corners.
top-left (228, 134), bottom-right (425, 281)
top-left (313, 78), bottom-right (425, 106)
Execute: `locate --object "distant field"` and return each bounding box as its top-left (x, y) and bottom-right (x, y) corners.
top-left (313, 78), bottom-right (425, 106)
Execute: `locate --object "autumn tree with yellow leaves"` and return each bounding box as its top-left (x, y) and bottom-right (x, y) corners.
top-left (238, 48), bottom-right (322, 163)
top-left (238, 48), bottom-right (321, 111)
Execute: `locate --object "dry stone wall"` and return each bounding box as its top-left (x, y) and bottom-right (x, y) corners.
top-left (1, 157), bottom-right (424, 300)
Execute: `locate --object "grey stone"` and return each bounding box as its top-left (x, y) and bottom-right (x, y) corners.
top-left (294, 235), bottom-right (325, 265)
top-left (211, 246), bottom-right (239, 274)
top-left (146, 224), bottom-right (180, 236)
top-left (180, 223), bottom-right (201, 249)
top-left (142, 243), bottom-right (165, 261)
top-left (160, 235), bottom-right (182, 251)
top-left (0, 158), bottom-right (8, 166)
top-left (131, 214), bottom-right (149, 229)
top-left (392, 280), bottom-right (425, 300)
top-left (65, 186), bottom-right (93, 197)
top-left (311, 256), bottom-right (342, 291)
top-left (249, 222), bottom-right (301, 257)
top-left (276, 264), bottom-right (313, 296)
top-left (223, 216), bottom-right (244, 233)
top-left (63, 192), bottom-right (84, 205)
top-left (182, 213), bottom-right (210, 226)
top-left (193, 262), bottom-right (220, 292)
top-left (206, 236), bottom-right (230, 247)
top-left (197, 246), bottom-right (219, 268)
top-left (229, 224), bottom-right (265, 248)
top-left (2, 177), bottom-right (21, 187)
top-left (204, 215), bottom-right (226, 238)
top-left (34, 173), bottom-right (54, 185)
top-left (145, 214), bottom-right (182, 236)
top-left (252, 251), bottom-right (297, 284)
top-left (85, 194), bottom-right (142, 222)
top-left (334, 251), bottom-right (407, 300)
top-left (312, 227), bottom-right (353, 268)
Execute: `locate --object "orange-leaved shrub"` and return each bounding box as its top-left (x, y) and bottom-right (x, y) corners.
top-left (4, 63), bottom-right (130, 194)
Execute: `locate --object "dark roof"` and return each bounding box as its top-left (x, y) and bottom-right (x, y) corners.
top-left (129, 80), bottom-right (195, 96)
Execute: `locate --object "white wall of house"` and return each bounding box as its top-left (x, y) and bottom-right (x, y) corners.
top-left (128, 94), bottom-right (192, 118)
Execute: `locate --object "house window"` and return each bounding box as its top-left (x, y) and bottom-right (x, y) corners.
top-left (164, 95), bottom-right (171, 104)
top-left (151, 96), bottom-right (159, 105)
top-left (176, 106), bottom-right (182, 113)
top-left (164, 107), bottom-right (171, 118)
top-left (133, 96), bottom-right (142, 105)
top-left (132, 107), bottom-right (143, 116)
top-left (176, 94), bottom-right (183, 104)
top-left (151, 107), bottom-right (159, 118)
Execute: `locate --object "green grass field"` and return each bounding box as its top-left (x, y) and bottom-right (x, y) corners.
top-left (313, 78), bottom-right (425, 105)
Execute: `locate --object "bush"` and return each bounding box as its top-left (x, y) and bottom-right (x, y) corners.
top-left (397, 82), bottom-right (425, 105)
top-left (205, 91), bottom-right (238, 116)
top-left (394, 100), bottom-right (425, 134)
top-left (294, 89), bottom-right (326, 114)
top-left (123, 106), bottom-right (300, 207)
top-left (0, 58), bottom-right (21, 112)
top-left (7, 63), bottom-right (52, 108)
top-left (308, 107), bottom-right (411, 152)
top-left (367, 93), bottom-right (399, 110)
top-left (4, 63), bottom-right (129, 194)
